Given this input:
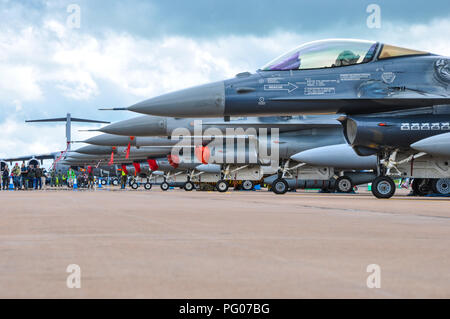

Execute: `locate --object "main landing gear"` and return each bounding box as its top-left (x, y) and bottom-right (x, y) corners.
top-left (371, 176), bottom-right (396, 199)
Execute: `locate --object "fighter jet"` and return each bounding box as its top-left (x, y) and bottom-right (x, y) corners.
top-left (111, 39), bottom-right (450, 118)
top-left (106, 39), bottom-right (450, 199)
top-left (89, 115), bottom-right (378, 193)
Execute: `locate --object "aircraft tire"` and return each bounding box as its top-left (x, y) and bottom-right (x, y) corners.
top-left (216, 180), bottom-right (229, 193)
top-left (371, 176), bottom-right (396, 199)
top-left (131, 182), bottom-right (139, 190)
top-left (411, 178), bottom-right (429, 196)
top-left (336, 176), bottom-right (353, 193)
top-left (272, 178), bottom-right (289, 195)
top-left (242, 180), bottom-right (254, 191)
top-left (160, 182), bottom-right (170, 191)
top-left (183, 181), bottom-right (195, 191)
top-left (431, 178), bottom-right (450, 195)
top-left (144, 182), bottom-right (152, 190)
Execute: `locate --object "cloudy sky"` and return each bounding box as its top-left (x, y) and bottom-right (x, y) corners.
top-left (1, 0), bottom-right (450, 165)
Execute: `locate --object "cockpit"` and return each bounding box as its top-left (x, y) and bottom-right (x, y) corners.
top-left (261, 39), bottom-right (429, 71)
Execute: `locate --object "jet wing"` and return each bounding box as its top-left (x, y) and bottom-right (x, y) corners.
top-left (2, 152), bottom-right (58, 163)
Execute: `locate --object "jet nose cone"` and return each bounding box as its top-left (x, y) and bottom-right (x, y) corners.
top-left (128, 81), bottom-right (225, 117)
top-left (99, 115), bottom-right (167, 136)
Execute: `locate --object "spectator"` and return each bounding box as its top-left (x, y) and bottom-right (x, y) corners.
top-left (20, 163), bottom-right (28, 190)
top-left (12, 163), bottom-right (21, 190)
top-left (2, 165), bottom-right (9, 190)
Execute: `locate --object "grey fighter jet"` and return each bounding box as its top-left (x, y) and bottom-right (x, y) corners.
top-left (111, 39), bottom-right (450, 118)
top-left (89, 115), bottom-right (377, 193)
top-left (106, 39), bottom-right (450, 199)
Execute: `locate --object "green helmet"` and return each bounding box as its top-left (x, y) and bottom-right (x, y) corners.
top-left (335, 50), bottom-right (360, 66)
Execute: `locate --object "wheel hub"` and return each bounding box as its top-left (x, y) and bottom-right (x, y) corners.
top-left (377, 181), bottom-right (392, 195)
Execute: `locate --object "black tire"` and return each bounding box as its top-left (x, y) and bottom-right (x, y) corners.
top-left (431, 178), bottom-right (450, 195)
top-left (160, 182), bottom-right (169, 191)
top-left (371, 176), bottom-right (396, 199)
top-left (336, 176), bottom-right (353, 193)
top-left (272, 178), bottom-right (289, 195)
top-left (411, 178), bottom-right (429, 196)
top-left (112, 179), bottom-right (119, 186)
top-left (183, 181), bottom-right (195, 191)
top-left (101, 179), bottom-right (107, 185)
top-left (131, 182), bottom-right (139, 190)
top-left (144, 182), bottom-right (152, 190)
top-left (216, 180), bottom-right (229, 192)
top-left (242, 180), bottom-right (254, 191)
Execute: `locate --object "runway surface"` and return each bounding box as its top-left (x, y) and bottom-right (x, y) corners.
top-left (0, 187), bottom-right (449, 298)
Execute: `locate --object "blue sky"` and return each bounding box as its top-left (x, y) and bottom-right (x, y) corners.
top-left (1, 0), bottom-right (450, 162)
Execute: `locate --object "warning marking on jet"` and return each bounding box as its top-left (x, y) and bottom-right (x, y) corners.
top-left (264, 82), bottom-right (298, 93)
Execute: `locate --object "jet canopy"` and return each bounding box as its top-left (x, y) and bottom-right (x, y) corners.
top-left (261, 39), bottom-right (429, 71)
top-left (262, 39), bottom-right (378, 71)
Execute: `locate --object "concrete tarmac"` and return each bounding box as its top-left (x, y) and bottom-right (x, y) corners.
top-left (0, 187), bottom-right (449, 298)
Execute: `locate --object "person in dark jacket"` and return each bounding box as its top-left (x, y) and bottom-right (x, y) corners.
top-left (28, 165), bottom-right (36, 189)
top-left (87, 166), bottom-right (95, 189)
top-left (35, 164), bottom-right (43, 190)
top-left (20, 163), bottom-right (28, 190)
top-left (2, 166), bottom-right (9, 190)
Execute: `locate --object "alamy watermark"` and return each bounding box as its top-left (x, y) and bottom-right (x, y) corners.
top-left (366, 4), bottom-right (381, 29)
top-left (66, 4), bottom-right (81, 29)
top-left (66, 264), bottom-right (81, 288)
top-left (170, 120), bottom-right (280, 167)
top-left (366, 264), bottom-right (381, 288)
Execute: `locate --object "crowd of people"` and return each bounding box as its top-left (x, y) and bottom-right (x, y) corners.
top-left (1, 163), bottom-right (97, 191)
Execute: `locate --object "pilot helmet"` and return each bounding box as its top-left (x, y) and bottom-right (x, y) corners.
top-left (335, 50), bottom-right (360, 66)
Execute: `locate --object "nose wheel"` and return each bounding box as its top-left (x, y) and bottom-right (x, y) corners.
top-left (335, 176), bottom-right (353, 193)
top-left (130, 182), bottom-right (139, 190)
top-left (371, 176), bottom-right (396, 199)
top-left (216, 180), bottom-right (229, 192)
top-left (431, 178), bottom-right (450, 195)
top-left (183, 181), bottom-right (195, 191)
top-left (272, 178), bottom-right (289, 195)
top-left (160, 182), bottom-right (170, 191)
top-left (241, 180), bottom-right (254, 191)
top-left (143, 182), bottom-right (152, 190)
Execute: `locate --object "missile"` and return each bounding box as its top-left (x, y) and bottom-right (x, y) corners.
top-left (410, 132), bottom-right (450, 157)
top-left (195, 164), bottom-right (221, 173)
top-left (290, 144), bottom-right (377, 169)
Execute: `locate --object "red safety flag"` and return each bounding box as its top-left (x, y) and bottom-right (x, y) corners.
top-left (108, 151), bottom-right (114, 166)
top-left (132, 162), bottom-right (141, 175)
top-left (125, 142), bottom-right (131, 159)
